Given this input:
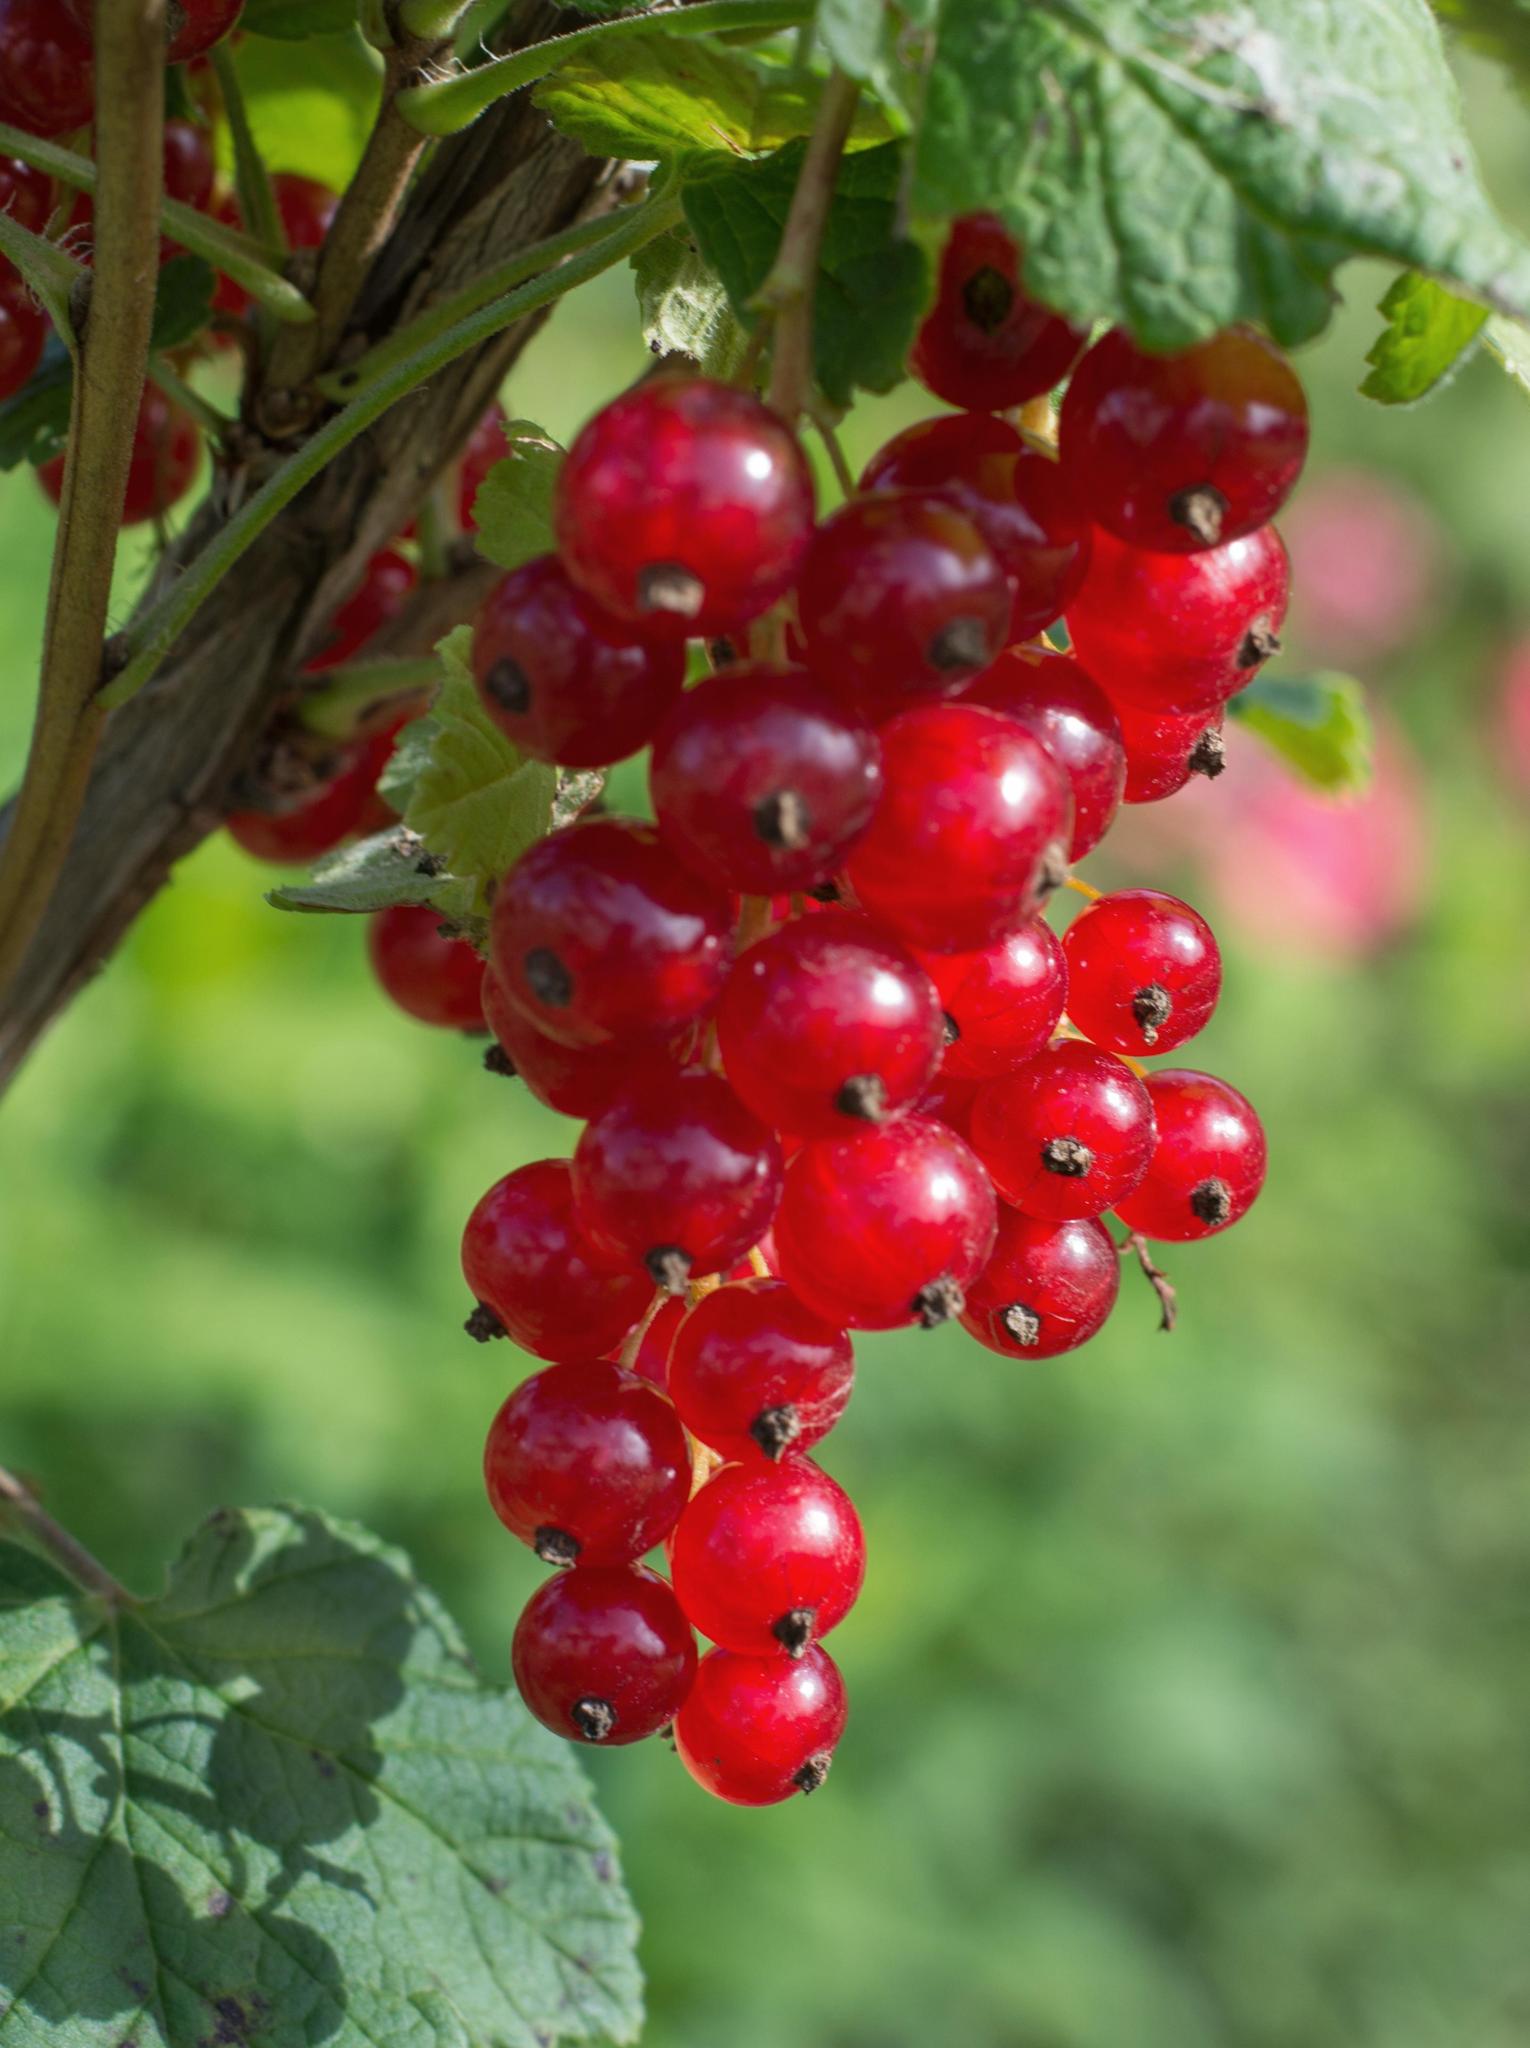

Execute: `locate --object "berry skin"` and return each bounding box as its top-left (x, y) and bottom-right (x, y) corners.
top-left (573, 1069), bottom-right (783, 1294)
top-left (915, 920), bottom-right (1067, 1082)
top-left (796, 490), bottom-right (1011, 720)
top-left (666, 1277), bottom-right (854, 1463)
top-left (0, 269), bottom-right (46, 406)
top-left (1062, 888), bottom-right (1222, 1056)
top-left (483, 1360), bottom-right (690, 1567)
top-left (1113, 1069), bottom-right (1266, 1241)
top-left (843, 702), bottom-right (1074, 954)
top-left (965, 643), bottom-right (1125, 859)
top-left (164, 0), bottom-right (244, 64)
top-left (304, 547), bottom-right (417, 674)
top-left (461, 1159), bottom-right (651, 1359)
top-left (1116, 702), bottom-right (1226, 803)
top-left (0, 0), bottom-right (93, 136)
top-left (717, 911), bottom-right (944, 1139)
top-left (472, 554), bottom-right (685, 768)
top-left (1059, 325), bottom-right (1309, 553)
top-left (212, 172), bottom-right (338, 317)
top-left (960, 1209), bottom-right (1120, 1359)
top-left (0, 155), bottom-right (53, 233)
top-left (911, 212), bottom-right (1084, 412)
top-left (650, 667), bottom-right (882, 895)
top-left (481, 969), bottom-right (680, 1121)
top-left (671, 1457), bottom-right (865, 1657)
top-left (554, 377), bottom-right (815, 638)
top-left (227, 724), bottom-right (398, 866)
top-left (775, 1115), bottom-right (998, 1330)
top-left (490, 817), bottom-right (732, 1050)
top-left (676, 1642), bottom-right (846, 1804)
top-left (40, 387), bottom-right (200, 528)
top-left (860, 414), bottom-right (1091, 644)
top-left (367, 904), bottom-right (485, 1030)
top-left (618, 1294), bottom-right (687, 1389)
top-left (969, 1040), bottom-right (1156, 1220)
top-left (513, 1565), bottom-right (696, 1747)
top-left (1065, 523), bottom-right (1289, 715)
top-left (457, 402), bottom-right (509, 530)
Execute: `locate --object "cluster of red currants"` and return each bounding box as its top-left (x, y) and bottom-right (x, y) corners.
top-left (364, 213), bottom-right (1303, 1804)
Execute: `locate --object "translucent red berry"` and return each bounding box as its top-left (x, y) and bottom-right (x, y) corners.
top-left (1113, 1070), bottom-right (1266, 1241)
top-left (461, 1159), bottom-right (650, 1359)
top-left (212, 172), bottom-right (337, 318)
top-left (0, 0), bottom-right (94, 136)
top-left (573, 1069), bottom-right (783, 1293)
top-left (965, 643), bottom-right (1125, 859)
top-left (457, 402), bottom-right (509, 530)
top-left (484, 1360), bottom-right (690, 1567)
top-left (675, 1643), bottom-right (846, 1804)
top-left (843, 702), bottom-right (1073, 953)
top-left (0, 269), bottom-right (46, 405)
top-left (0, 154), bottom-right (52, 233)
top-left (618, 1294), bottom-right (687, 1389)
top-left (717, 911), bottom-right (943, 1138)
top-left (227, 724), bottom-right (398, 866)
top-left (911, 212), bottom-right (1084, 412)
top-left (1062, 888), bottom-right (1222, 1056)
top-left (1116, 702), bottom-right (1227, 803)
top-left (471, 553), bottom-right (685, 767)
top-left (304, 547), bottom-right (417, 674)
top-left (915, 920), bottom-right (1067, 1082)
top-left (164, 0), bottom-right (244, 64)
top-left (969, 1040), bottom-right (1156, 1220)
top-left (776, 1115), bottom-right (997, 1330)
top-left (481, 969), bottom-right (680, 1120)
top-left (960, 1209), bottom-right (1120, 1359)
top-left (1060, 325), bottom-right (1309, 553)
top-left (554, 377), bottom-right (814, 638)
top-left (650, 666), bottom-right (882, 894)
top-left (671, 1457), bottom-right (864, 1657)
top-left (667, 1277), bottom-right (854, 1463)
top-left (367, 904), bottom-right (485, 1030)
top-left (513, 1565), bottom-right (696, 1746)
top-left (489, 817), bottom-right (732, 1049)
top-left (40, 387), bottom-right (200, 528)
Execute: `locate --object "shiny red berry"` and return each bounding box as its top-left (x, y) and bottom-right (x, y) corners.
top-left (618, 1294), bottom-right (687, 1389)
top-left (911, 212), bottom-right (1084, 412)
top-left (457, 401), bottom-right (509, 529)
top-left (472, 553), bottom-right (685, 767)
top-left (1065, 523), bottom-right (1289, 715)
top-left (671, 1457), bottom-right (864, 1657)
top-left (555, 377), bottom-right (814, 638)
top-left (484, 1360), bottom-right (690, 1567)
top-left (157, 118), bottom-right (217, 261)
top-left (40, 386), bottom-right (200, 527)
top-left (1062, 888), bottom-right (1222, 1056)
top-left (964, 643), bottom-right (1125, 859)
top-left (0, 269), bottom-right (46, 404)
top-left (481, 968), bottom-right (680, 1120)
top-left (1116, 701), bottom-right (1227, 803)
top-left (0, 155), bottom-right (53, 233)
top-left (165, 0), bottom-right (244, 64)
top-left (513, 1565), bottom-right (696, 1746)
top-left (675, 1642), bottom-right (846, 1804)
top-left (304, 547), bottom-right (417, 674)
top-left (227, 724), bottom-right (397, 866)
top-left (212, 173), bottom-right (337, 318)
top-left (969, 1040), bottom-right (1156, 1220)
top-left (960, 1209), bottom-right (1120, 1358)
top-left (0, 0), bottom-right (93, 136)
top-left (843, 702), bottom-right (1073, 953)
top-left (915, 920), bottom-right (1067, 1082)
top-left (1059, 325), bottom-right (1309, 553)
top-left (573, 1069), bottom-right (783, 1293)
top-left (717, 911), bottom-right (943, 1138)
top-left (489, 817), bottom-right (732, 1049)
top-left (667, 1278), bottom-right (853, 1463)
top-left (650, 666), bottom-right (882, 894)
top-left (366, 904), bottom-right (485, 1030)
top-left (797, 490), bottom-right (1011, 722)
top-left (776, 1115), bottom-right (997, 1330)
top-left (461, 1159), bottom-right (651, 1359)
top-left (1113, 1070), bottom-right (1266, 1241)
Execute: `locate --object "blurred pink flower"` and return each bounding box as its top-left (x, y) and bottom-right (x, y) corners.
top-left (1283, 469), bottom-right (1445, 666)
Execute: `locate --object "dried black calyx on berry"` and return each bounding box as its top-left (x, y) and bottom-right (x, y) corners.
top-left (709, 636), bottom-right (739, 667)
top-left (1036, 842), bottom-right (1070, 900)
top-left (464, 1302), bottom-right (506, 1343)
top-left (1041, 1135), bottom-right (1093, 1177)
top-left (942, 1011), bottom-right (960, 1047)
top-left (835, 1072), bottom-right (888, 1122)
top-left (1188, 727), bottom-right (1226, 778)
top-left (1237, 615), bottom-right (1281, 669)
top-left (772, 1606), bottom-right (818, 1658)
top-left (750, 1403), bottom-right (801, 1460)
top-left (1168, 483), bottom-right (1229, 547)
top-left (928, 616), bottom-right (993, 674)
top-left (1000, 1302), bottom-right (1041, 1348)
top-left (638, 562), bottom-right (704, 620)
top-left (1190, 1176), bottom-right (1233, 1226)
top-left (806, 879), bottom-right (841, 904)
top-left (912, 1275), bottom-right (964, 1327)
top-left (483, 657), bottom-right (532, 716)
top-left (792, 1750), bottom-right (833, 1795)
top-left (1131, 981), bottom-right (1173, 1046)
top-left (483, 1044), bottom-right (517, 1078)
top-left (754, 788), bottom-right (812, 850)
top-left (534, 1525), bottom-right (581, 1568)
top-left (524, 946), bottom-right (573, 1007)
top-left (571, 1696), bottom-right (617, 1742)
top-left (962, 265), bottom-right (1014, 334)
top-left (646, 1244), bottom-right (693, 1295)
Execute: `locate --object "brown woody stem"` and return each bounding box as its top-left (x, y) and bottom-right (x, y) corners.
top-left (761, 68), bottom-right (860, 422)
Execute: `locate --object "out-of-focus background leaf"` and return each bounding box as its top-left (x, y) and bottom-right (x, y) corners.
top-left (3, 44), bottom-right (1530, 2048)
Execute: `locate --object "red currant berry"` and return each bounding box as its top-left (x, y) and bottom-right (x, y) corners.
top-left (915, 1068), bottom-right (980, 1143)
top-left (513, 1565), bottom-right (696, 1746)
top-left (481, 969), bottom-right (681, 1120)
top-left (671, 1456), bottom-right (864, 1657)
top-left (667, 1277), bottom-right (853, 1463)
top-left (797, 491), bottom-right (1011, 719)
top-left (0, 155), bottom-right (53, 233)
top-left (555, 377), bottom-right (814, 638)
top-left (40, 386), bottom-right (200, 527)
top-left (960, 1209), bottom-right (1120, 1358)
top-left (964, 643), bottom-right (1125, 859)
top-left (489, 817), bottom-right (732, 1050)
top-left (969, 1040), bottom-right (1156, 1220)
top-left (1065, 523), bottom-right (1289, 714)
top-left (212, 173), bottom-right (337, 317)
top-left (911, 212), bottom-right (1084, 412)
top-left (157, 118), bottom-right (216, 262)
top-left (304, 547), bottom-right (417, 674)
top-left (1059, 325), bottom-right (1309, 553)
top-left (618, 1294), bottom-right (687, 1389)
top-left (462, 1159), bottom-right (651, 1358)
top-left (775, 1115), bottom-right (997, 1329)
top-left (227, 725), bottom-right (397, 866)
top-left (366, 903), bottom-right (485, 1030)
top-left (675, 1642), bottom-right (846, 1803)
top-left (0, 269), bottom-right (46, 405)
top-left (717, 910), bottom-right (943, 1138)
top-left (1116, 701), bottom-right (1227, 803)
top-left (457, 401), bottom-right (508, 530)
top-left (573, 1069), bottom-right (783, 1293)
top-left (915, 920), bottom-right (1067, 1082)
top-left (165, 0), bottom-right (244, 64)
top-left (1062, 888), bottom-right (1221, 1056)
top-left (843, 702), bottom-right (1073, 953)
top-left (471, 553), bottom-right (684, 767)
top-left (1113, 1070), bottom-right (1266, 1241)
top-left (0, 0), bottom-right (93, 136)
top-left (484, 1360), bottom-right (690, 1567)
top-left (650, 666), bottom-right (882, 894)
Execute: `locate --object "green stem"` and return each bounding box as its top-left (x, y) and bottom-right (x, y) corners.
top-left (298, 656), bottom-right (442, 736)
top-left (396, 0), bottom-right (813, 135)
top-left (211, 43), bottom-right (284, 254)
top-left (397, 0), bottom-right (477, 36)
top-left (0, 211), bottom-right (84, 347)
top-left (99, 187), bottom-right (677, 712)
top-left (0, 1464), bottom-right (137, 1608)
top-left (147, 358), bottom-right (231, 440)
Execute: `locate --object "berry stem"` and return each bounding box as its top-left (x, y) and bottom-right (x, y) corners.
top-left (1118, 1229), bottom-right (1178, 1333)
top-left (618, 1289), bottom-right (670, 1372)
top-left (809, 404), bottom-right (856, 499)
top-left (747, 1245), bottom-right (773, 1279)
top-left (0, 1463), bottom-right (137, 1610)
top-left (1018, 394), bottom-right (1056, 445)
top-left (147, 357), bottom-right (231, 443)
top-left (1063, 874), bottom-right (1102, 900)
top-left (760, 67), bottom-right (861, 425)
top-left (297, 654), bottom-right (442, 736)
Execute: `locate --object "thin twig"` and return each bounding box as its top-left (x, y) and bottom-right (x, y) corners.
top-left (1120, 1231), bottom-right (1178, 1333)
top-left (0, 1464), bottom-right (138, 1607)
top-left (761, 68), bottom-right (860, 422)
top-left (809, 403), bottom-right (856, 498)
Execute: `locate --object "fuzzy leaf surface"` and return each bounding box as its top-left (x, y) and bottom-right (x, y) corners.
top-left (1229, 670), bottom-right (1373, 794)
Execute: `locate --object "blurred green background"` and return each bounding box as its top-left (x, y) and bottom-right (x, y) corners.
top-left (5, 49), bottom-right (1530, 2048)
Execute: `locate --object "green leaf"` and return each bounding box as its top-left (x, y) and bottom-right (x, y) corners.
top-left (242, 0), bottom-right (359, 36)
top-left (914, 0), bottom-right (1530, 351)
top-left (815, 0), bottom-right (886, 78)
top-left (1228, 671), bottom-right (1374, 794)
top-left (1361, 270), bottom-right (1488, 404)
top-left (471, 421), bottom-right (564, 574)
top-left (1483, 313), bottom-right (1530, 395)
top-left (632, 227), bottom-right (749, 373)
top-left (0, 341), bottom-right (71, 471)
top-left (1433, 0), bottom-right (1530, 95)
top-left (683, 137), bottom-right (927, 405)
top-left (224, 28), bottom-right (381, 190)
top-left (266, 827), bottom-right (479, 922)
top-left (150, 254), bottom-right (216, 354)
top-left (0, 1505), bottom-right (642, 2048)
